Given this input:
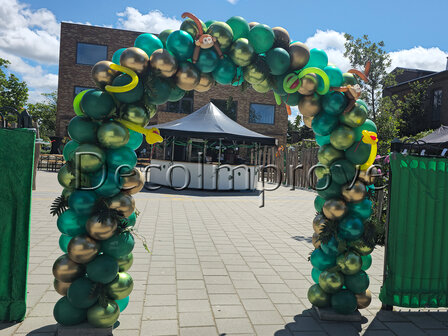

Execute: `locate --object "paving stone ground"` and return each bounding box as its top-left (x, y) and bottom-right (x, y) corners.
top-left (0, 171), bottom-right (447, 336)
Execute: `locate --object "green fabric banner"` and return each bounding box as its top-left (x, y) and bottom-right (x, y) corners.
top-left (379, 153), bottom-right (448, 308)
top-left (0, 128), bottom-right (35, 321)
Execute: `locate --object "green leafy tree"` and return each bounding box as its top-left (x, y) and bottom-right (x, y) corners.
top-left (0, 58), bottom-right (28, 121)
top-left (28, 91), bottom-right (57, 140)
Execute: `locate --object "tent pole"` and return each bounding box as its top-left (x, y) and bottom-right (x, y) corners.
top-left (171, 136), bottom-right (175, 162)
top-left (218, 138), bottom-right (222, 165)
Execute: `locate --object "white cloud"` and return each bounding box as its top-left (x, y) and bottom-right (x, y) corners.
top-left (116, 7), bottom-right (181, 33)
top-left (227, 0), bottom-right (239, 4)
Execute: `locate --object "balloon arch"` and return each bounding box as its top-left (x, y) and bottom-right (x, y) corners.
top-left (52, 12), bottom-right (379, 327)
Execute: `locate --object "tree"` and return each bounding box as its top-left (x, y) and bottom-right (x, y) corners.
top-left (28, 91), bottom-right (57, 140)
top-left (0, 58), bottom-right (28, 120)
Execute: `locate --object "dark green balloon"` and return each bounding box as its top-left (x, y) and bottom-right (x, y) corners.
top-left (311, 268), bottom-right (322, 284)
top-left (112, 74), bottom-right (144, 104)
top-left (316, 177), bottom-right (342, 200)
top-left (63, 140), bottom-right (80, 161)
top-left (97, 121), bottom-right (130, 149)
top-left (127, 212), bottom-right (137, 227)
top-left (348, 198), bottom-right (373, 220)
top-left (67, 277), bottom-right (100, 309)
top-left (57, 209), bottom-right (87, 236)
top-left (281, 92), bottom-right (301, 106)
top-left (342, 73), bottom-right (358, 86)
top-left (357, 99), bottom-right (368, 110)
top-left (320, 237), bottom-right (339, 256)
top-left (168, 86), bottom-right (185, 102)
top-left (59, 234), bottom-right (72, 252)
top-left (226, 16), bottom-right (250, 40)
top-left (272, 74), bottom-right (288, 96)
top-left (87, 254), bottom-right (119, 284)
top-left (180, 18), bottom-right (206, 39)
top-left (145, 77), bottom-right (171, 105)
top-left (112, 48), bottom-right (126, 65)
top-left (102, 232), bottom-right (135, 259)
top-left (266, 48), bottom-right (290, 75)
top-left (120, 104), bottom-right (150, 127)
top-left (310, 248), bottom-right (336, 271)
top-left (331, 290), bottom-right (357, 314)
top-left (344, 270), bottom-right (370, 293)
top-left (68, 190), bottom-right (97, 216)
top-left (345, 141), bottom-right (371, 165)
top-left (322, 91), bottom-right (347, 116)
top-left (166, 30), bottom-right (194, 61)
top-left (317, 144), bottom-right (344, 166)
top-left (68, 117), bottom-right (99, 144)
top-left (106, 146), bottom-right (137, 174)
top-left (229, 38), bottom-right (255, 67)
top-left (125, 130), bottom-right (143, 150)
top-left (134, 33), bottom-right (163, 58)
top-left (353, 119), bottom-right (377, 142)
top-left (330, 125), bottom-right (355, 150)
top-left (74, 144), bottom-right (105, 173)
top-left (54, 297), bottom-right (87, 326)
top-left (340, 103), bottom-right (367, 128)
top-left (330, 159), bottom-right (356, 185)
top-left (339, 215), bottom-right (364, 241)
top-left (314, 196), bottom-right (326, 212)
top-left (212, 56), bottom-right (236, 85)
top-left (196, 49), bottom-right (219, 73)
top-left (316, 134), bottom-right (331, 147)
top-left (91, 171), bottom-right (122, 197)
top-left (207, 22), bottom-right (234, 50)
top-left (312, 112), bottom-right (339, 136)
top-left (80, 90), bottom-right (116, 120)
top-left (248, 24), bottom-right (275, 54)
top-left (158, 29), bottom-right (173, 48)
top-left (308, 284), bottom-right (330, 308)
top-left (361, 254), bottom-right (372, 271)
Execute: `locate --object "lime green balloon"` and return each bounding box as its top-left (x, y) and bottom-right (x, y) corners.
top-left (312, 112), bottom-right (339, 136)
top-left (266, 47), bottom-right (290, 75)
top-left (319, 270), bottom-right (344, 293)
top-left (207, 22), bottom-right (234, 50)
top-left (342, 72), bottom-right (358, 86)
top-left (57, 164), bottom-right (90, 189)
top-left (344, 270), bottom-right (369, 293)
top-left (112, 48), bottom-right (126, 65)
top-left (57, 209), bottom-right (87, 236)
top-left (73, 89), bottom-right (92, 116)
top-left (330, 125), bottom-right (355, 150)
top-left (68, 190), bottom-right (97, 216)
top-left (145, 77), bottom-right (171, 105)
top-left (97, 121), bottom-right (130, 149)
top-left (166, 30), bottom-right (194, 61)
top-left (331, 290), bottom-right (357, 314)
top-left (281, 92), bottom-right (301, 106)
top-left (158, 29), bottom-right (173, 48)
top-left (354, 119), bottom-right (377, 142)
top-left (196, 49), bottom-right (219, 73)
top-left (314, 196), bottom-right (326, 213)
top-left (317, 144), bottom-right (344, 166)
top-left (59, 234), bottom-right (72, 252)
top-left (345, 141), bottom-right (371, 165)
top-left (86, 254), bottom-right (119, 284)
top-left (316, 134), bottom-right (330, 147)
top-left (63, 140), bottom-right (80, 161)
top-left (212, 56), bottom-right (236, 85)
top-left (102, 232), bottom-right (135, 259)
top-left (168, 86), bottom-right (186, 102)
top-left (311, 268), bottom-right (322, 284)
top-left (134, 33), bottom-right (163, 58)
top-left (308, 284), bottom-right (330, 308)
top-left (106, 272), bottom-right (134, 300)
top-left (361, 254), bottom-right (372, 271)
top-left (54, 297), bottom-right (87, 326)
top-left (226, 16), bottom-right (249, 40)
top-left (348, 198), bottom-right (373, 220)
top-left (112, 74), bottom-right (144, 104)
top-left (80, 90), bottom-right (116, 120)
top-left (330, 159), bottom-right (356, 185)
top-left (314, 165), bottom-right (330, 179)
top-left (324, 65), bottom-right (344, 87)
top-left (106, 147), bottom-right (137, 174)
top-left (316, 177), bottom-right (342, 200)
top-left (310, 248), bottom-right (336, 271)
top-left (125, 130), bottom-right (143, 150)
top-left (229, 38), bottom-right (255, 67)
top-left (305, 48), bottom-right (328, 69)
top-left (74, 144), bottom-right (105, 173)
top-left (87, 301), bottom-right (119, 328)
top-left (322, 91), bottom-right (347, 116)
top-left (340, 103), bottom-right (367, 128)
top-left (248, 24), bottom-right (275, 54)
top-left (67, 277), bottom-right (99, 309)
top-left (180, 18), bottom-right (206, 39)
top-left (117, 253), bottom-right (134, 272)
top-left (68, 116), bottom-right (99, 144)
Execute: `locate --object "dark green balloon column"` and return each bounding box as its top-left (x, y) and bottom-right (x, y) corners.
top-left (52, 12), bottom-right (378, 328)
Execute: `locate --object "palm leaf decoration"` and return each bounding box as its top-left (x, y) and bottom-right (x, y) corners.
top-left (91, 198), bottom-right (125, 225)
top-left (50, 194), bottom-right (68, 216)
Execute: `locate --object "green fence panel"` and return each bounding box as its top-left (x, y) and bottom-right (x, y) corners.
top-left (379, 152), bottom-right (448, 308)
top-left (0, 128), bottom-right (35, 321)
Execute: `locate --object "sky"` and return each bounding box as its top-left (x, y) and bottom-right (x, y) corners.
top-left (1, 0), bottom-right (447, 122)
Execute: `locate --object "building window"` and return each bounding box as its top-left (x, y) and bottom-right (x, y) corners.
top-left (249, 103), bottom-right (275, 124)
top-left (76, 43), bottom-right (107, 65)
top-left (166, 91), bottom-right (194, 114)
top-left (432, 89), bottom-right (442, 122)
top-left (74, 86), bottom-right (94, 97)
top-left (211, 98), bottom-right (238, 121)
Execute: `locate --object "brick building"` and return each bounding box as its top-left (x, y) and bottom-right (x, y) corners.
top-left (56, 22), bottom-right (287, 147)
top-left (383, 63), bottom-right (448, 130)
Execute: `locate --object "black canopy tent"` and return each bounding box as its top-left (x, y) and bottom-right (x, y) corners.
top-left (419, 125), bottom-right (448, 145)
top-left (391, 125), bottom-right (448, 157)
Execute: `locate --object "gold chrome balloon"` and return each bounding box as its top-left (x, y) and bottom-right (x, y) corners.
top-left (207, 22), bottom-right (234, 49)
top-left (289, 42), bottom-right (310, 70)
top-left (194, 73), bottom-right (214, 92)
top-left (67, 235), bottom-right (100, 264)
top-left (323, 199), bottom-right (347, 220)
top-left (349, 239), bottom-right (374, 256)
top-left (175, 62), bottom-right (200, 91)
top-left (52, 254), bottom-right (85, 283)
top-left (54, 278), bottom-right (71, 296)
top-left (252, 78), bottom-right (271, 93)
top-left (356, 289), bottom-right (372, 309)
top-left (120, 47), bottom-right (149, 75)
top-left (317, 145), bottom-right (344, 166)
top-left (97, 121), bottom-right (130, 149)
top-left (272, 27), bottom-right (290, 49)
top-left (342, 181), bottom-right (367, 203)
top-left (106, 272), bottom-right (134, 300)
top-left (303, 116), bottom-right (313, 128)
top-left (57, 165), bottom-right (90, 189)
top-left (121, 168), bottom-right (145, 195)
top-left (120, 104), bottom-right (150, 128)
top-left (92, 61), bottom-right (118, 89)
top-left (243, 62), bottom-right (267, 85)
top-left (117, 253), bottom-right (134, 272)
top-left (319, 270), bottom-right (344, 293)
top-left (307, 284), bottom-right (330, 308)
top-left (312, 233), bottom-right (321, 249)
top-left (298, 93), bottom-right (321, 117)
top-left (87, 300), bottom-right (120, 328)
top-left (149, 49), bottom-right (178, 77)
top-left (358, 166), bottom-right (379, 185)
top-left (313, 214), bottom-right (328, 234)
top-left (336, 251), bottom-right (362, 275)
top-left (298, 74), bottom-right (318, 95)
top-left (86, 215), bottom-right (118, 241)
top-left (108, 193), bottom-right (135, 217)
top-left (314, 165), bottom-right (329, 179)
top-left (228, 38), bottom-right (255, 67)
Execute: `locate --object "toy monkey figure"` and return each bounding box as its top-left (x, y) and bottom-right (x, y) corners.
top-left (181, 12), bottom-right (224, 63)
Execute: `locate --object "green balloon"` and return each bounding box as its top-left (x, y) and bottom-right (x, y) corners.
top-left (57, 164), bottom-right (91, 189)
top-left (207, 22), bottom-right (234, 50)
top-left (340, 103), bottom-right (367, 128)
top-left (243, 58), bottom-right (269, 84)
top-left (180, 18), bottom-right (206, 39)
top-left (205, 20), bottom-right (216, 28)
top-left (324, 65), bottom-right (344, 87)
top-left (80, 90), bottom-right (116, 120)
top-left (314, 165), bottom-right (330, 179)
top-left (357, 99), bottom-right (368, 110)
top-left (67, 277), bottom-right (100, 309)
top-left (312, 112), bottom-right (339, 136)
top-left (106, 147), bottom-right (137, 174)
top-left (319, 270), bottom-right (344, 293)
top-left (322, 91), bottom-right (347, 116)
top-left (330, 159), bottom-right (356, 185)
top-left (331, 290), bottom-right (357, 314)
top-left (310, 248), bottom-right (336, 271)
top-left (248, 24), bottom-right (275, 54)
top-left (317, 144), bottom-right (344, 166)
top-left (125, 130), bottom-right (143, 150)
top-left (342, 73), bottom-right (358, 86)
top-left (361, 254), bottom-right (372, 271)
top-left (353, 119), bottom-right (377, 142)
top-left (344, 270), bottom-right (369, 293)
top-left (314, 196), bottom-right (326, 212)
top-left (305, 48), bottom-right (328, 69)
top-left (226, 16), bottom-right (250, 40)
top-left (73, 89), bottom-right (91, 116)
top-left (74, 144), bottom-right (105, 173)
top-left (337, 251), bottom-right (362, 275)
top-left (91, 171), bottom-right (122, 197)
top-left (316, 134), bottom-right (331, 147)
top-left (229, 38), bottom-right (255, 67)
top-left (68, 116), bottom-right (99, 144)
top-left (166, 30), bottom-right (194, 61)
top-left (212, 56), bottom-right (236, 85)
top-left (127, 212), bottom-right (137, 227)
top-left (345, 141), bottom-right (371, 165)
top-left (87, 254), bottom-right (119, 284)
top-left (266, 47), bottom-right (290, 75)
top-left (145, 77), bottom-right (171, 105)
top-left (59, 234), bottom-right (72, 252)
top-left (348, 198), bottom-right (373, 220)
top-left (102, 232), bottom-right (135, 259)
top-left (316, 177), bottom-right (342, 200)
top-left (330, 125), bottom-right (355, 150)
top-left (57, 209), bottom-right (87, 236)
top-left (97, 121), bottom-right (130, 149)
top-left (311, 268), bottom-right (322, 284)
top-left (112, 74), bottom-right (144, 104)
top-left (68, 190), bottom-right (97, 216)
top-left (168, 86), bottom-right (186, 102)
top-left (54, 297), bottom-right (87, 326)
top-left (252, 78), bottom-right (271, 93)
top-left (63, 140), bottom-right (80, 161)
top-left (112, 48), bottom-right (126, 65)
top-left (134, 33), bottom-right (163, 58)
top-left (272, 74), bottom-right (288, 96)
top-left (196, 49), bottom-right (219, 73)
top-left (281, 92), bottom-right (301, 106)
top-left (87, 301), bottom-right (119, 328)
top-left (308, 284), bottom-right (330, 308)
top-left (120, 104), bottom-right (150, 127)
top-left (158, 29), bottom-right (174, 48)
top-left (338, 216), bottom-right (364, 241)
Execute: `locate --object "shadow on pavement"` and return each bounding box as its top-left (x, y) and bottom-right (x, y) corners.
top-left (291, 235), bottom-right (312, 243)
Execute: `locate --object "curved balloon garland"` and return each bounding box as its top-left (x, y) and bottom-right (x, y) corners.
top-left (52, 13), bottom-right (379, 328)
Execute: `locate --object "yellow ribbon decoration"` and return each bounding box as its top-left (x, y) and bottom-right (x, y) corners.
top-left (117, 119), bottom-right (164, 145)
top-left (105, 64), bottom-right (139, 93)
top-left (360, 130), bottom-right (378, 171)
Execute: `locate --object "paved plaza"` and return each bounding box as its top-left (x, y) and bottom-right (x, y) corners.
top-left (0, 171), bottom-right (447, 336)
